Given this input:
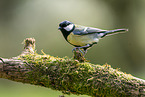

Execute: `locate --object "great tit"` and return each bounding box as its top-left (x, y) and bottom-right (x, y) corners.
top-left (58, 20), bottom-right (128, 55)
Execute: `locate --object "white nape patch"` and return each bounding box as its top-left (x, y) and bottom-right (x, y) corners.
top-left (64, 24), bottom-right (74, 31)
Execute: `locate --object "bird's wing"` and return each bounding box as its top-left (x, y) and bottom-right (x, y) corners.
top-left (73, 25), bottom-right (107, 35)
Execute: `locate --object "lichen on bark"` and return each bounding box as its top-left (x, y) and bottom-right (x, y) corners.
top-left (0, 38), bottom-right (145, 97)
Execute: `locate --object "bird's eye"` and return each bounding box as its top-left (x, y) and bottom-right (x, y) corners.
top-left (60, 23), bottom-right (70, 27)
top-left (62, 24), bottom-right (67, 27)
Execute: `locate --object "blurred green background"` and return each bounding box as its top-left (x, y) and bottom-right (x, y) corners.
top-left (0, 0), bottom-right (145, 97)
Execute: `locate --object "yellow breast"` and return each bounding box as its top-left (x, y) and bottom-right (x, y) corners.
top-left (67, 33), bottom-right (99, 46)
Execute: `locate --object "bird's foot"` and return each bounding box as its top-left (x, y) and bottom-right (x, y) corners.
top-left (73, 49), bottom-right (85, 62)
top-left (72, 47), bottom-right (84, 55)
top-left (72, 47), bottom-right (77, 52)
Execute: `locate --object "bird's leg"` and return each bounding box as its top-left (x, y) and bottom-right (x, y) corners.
top-left (72, 44), bottom-right (90, 56)
top-left (72, 44), bottom-right (90, 62)
top-left (72, 48), bottom-right (84, 55)
top-left (83, 48), bottom-right (88, 56)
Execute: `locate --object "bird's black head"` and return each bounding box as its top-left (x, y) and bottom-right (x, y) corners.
top-left (58, 20), bottom-right (75, 32)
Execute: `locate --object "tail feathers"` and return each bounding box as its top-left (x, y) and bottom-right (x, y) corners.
top-left (105, 28), bottom-right (128, 35)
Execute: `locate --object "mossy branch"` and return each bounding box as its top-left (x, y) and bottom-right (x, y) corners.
top-left (0, 38), bottom-right (145, 97)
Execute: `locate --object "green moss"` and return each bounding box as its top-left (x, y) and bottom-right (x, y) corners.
top-left (1, 38), bottom-right (144, 97)
top-left (17, 53), bottom-right (144, 97)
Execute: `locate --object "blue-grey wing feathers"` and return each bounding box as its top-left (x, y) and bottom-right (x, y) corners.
top-left (73, 26), bottom-right (106, 35)
top-left (73, 25), bottom-right (127, 36)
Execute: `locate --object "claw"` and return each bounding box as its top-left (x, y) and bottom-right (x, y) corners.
top-left (72, 47), bottom-right (84, 55)
top-left (78, 48), bottom-right (84, 55)
top-left (72, 47), bottom-right (77, 52)
top-left (83, 49), bottom-right (88, 56)
top-left (72, 44), bottom-right (90, 56)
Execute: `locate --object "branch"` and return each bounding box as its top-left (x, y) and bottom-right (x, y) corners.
top-left (0, 38), bottom-right (145, 97)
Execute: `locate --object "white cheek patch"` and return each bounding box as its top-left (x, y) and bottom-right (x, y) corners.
top-left (64, 24), bottom-right (74, 31)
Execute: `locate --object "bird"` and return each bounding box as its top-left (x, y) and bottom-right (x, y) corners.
top-left (58, 20), bottom-right (128, 56)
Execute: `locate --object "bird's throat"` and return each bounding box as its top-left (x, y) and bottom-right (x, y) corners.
top-left (61, 25), bottom-right (75, 41)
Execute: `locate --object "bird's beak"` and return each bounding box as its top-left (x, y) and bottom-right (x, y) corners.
top-left (58, 27), bottom-right (61, 30)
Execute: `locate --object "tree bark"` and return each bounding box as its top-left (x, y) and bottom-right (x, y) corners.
top-left (0, 38), bottom-right (145, 97)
